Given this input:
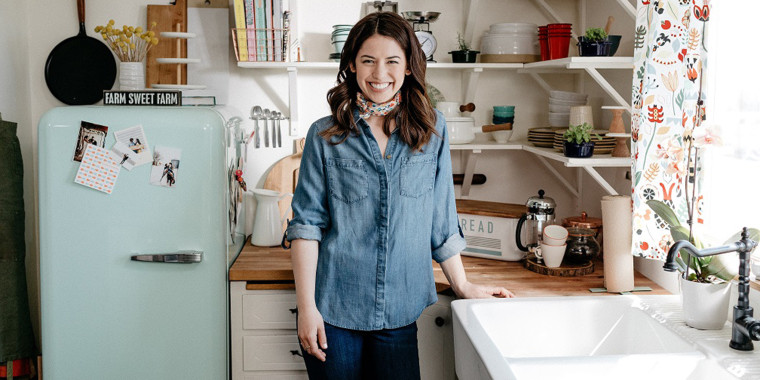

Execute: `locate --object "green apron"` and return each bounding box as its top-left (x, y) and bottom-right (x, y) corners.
top-left (0, 118), bottom-right (37, 368)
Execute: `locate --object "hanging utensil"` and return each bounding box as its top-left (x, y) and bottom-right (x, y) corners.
top-left (45, 0), bottom-right (117, 105)
top-left (263, 108), bottom-right (271, 148)
top-left (275, 111), bottom-right (283, 148)
top-left (251, 106), bottom-right (262, 148)
top-left (604, 16), bottom-right (614, 35)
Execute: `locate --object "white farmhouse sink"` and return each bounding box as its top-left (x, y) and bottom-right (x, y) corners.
top-left (452, 295), bottom-right (733, 380)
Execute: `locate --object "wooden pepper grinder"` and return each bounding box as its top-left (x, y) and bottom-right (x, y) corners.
top-left (602, 106), bottom-right (630, 158)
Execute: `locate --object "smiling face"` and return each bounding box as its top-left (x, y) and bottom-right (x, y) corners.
top-left (350, 34), bottom-right (410, 104)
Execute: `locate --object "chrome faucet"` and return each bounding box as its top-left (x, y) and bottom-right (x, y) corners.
top-left (663, 227), bottom-right (760, 350)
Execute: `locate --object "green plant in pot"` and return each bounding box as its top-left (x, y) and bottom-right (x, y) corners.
top-left (449, 32), bottom-right (479, 63)
top-left (577, 27), bottom-right (611, 56)
top-left (563, 122), bottom-right (601, 158)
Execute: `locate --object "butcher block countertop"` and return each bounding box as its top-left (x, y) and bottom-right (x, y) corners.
top-left (229, 242), bottom-right (670, 296)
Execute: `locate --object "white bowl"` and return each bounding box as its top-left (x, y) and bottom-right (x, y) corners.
top-left (489, 22), bottom-right (538, 34)
top-left (548, 104), bottom-right (572, 113)
top-left (490, 130), bottom-right (513, 143)
top-left (481, 35), bottom-right (538, 55)
top-left (550, 90), bottom-right (588, 101)
top-left (543, 225), bottom-right (569, 245)
top-left (540, 242), bottom-right (567, 267)
top-left (549, 98), bottom-right (587, 106)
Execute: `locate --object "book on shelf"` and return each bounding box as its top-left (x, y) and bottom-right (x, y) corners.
top-left (272, 0), bottom-right (283, 61)
top-left (254, 0), bottom-right (267, 61)
top-left (265, 0), bottom-right (274, 61)
top-left (232, 0), bottom-right (248, 61)
top-left (244, 0), bottom-right (256, 61)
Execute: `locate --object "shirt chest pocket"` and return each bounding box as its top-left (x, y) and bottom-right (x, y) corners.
top-left (326, 158), bottom-right (369, 204)
top-left (400, 154), bottom-right (436, 198)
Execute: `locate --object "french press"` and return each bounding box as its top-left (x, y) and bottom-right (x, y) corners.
top-left (515, 189), bottom-right (556, 254)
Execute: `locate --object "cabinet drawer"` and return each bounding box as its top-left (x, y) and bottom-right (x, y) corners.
top-left (243, 335), bottom-right (306, 371)
top-left (242, 293), bottom-right (298, 330)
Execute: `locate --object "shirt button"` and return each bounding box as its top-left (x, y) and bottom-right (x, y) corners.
top-left (385, 154), bottom-right (391, 159)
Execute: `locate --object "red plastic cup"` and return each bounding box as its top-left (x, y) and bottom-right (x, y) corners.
top-left (539, 37), bottom-right (549, 60)
top-left (548, 34), bottom-right (571, 59)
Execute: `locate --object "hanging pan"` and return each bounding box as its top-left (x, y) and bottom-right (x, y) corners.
top-left (45, 0), bottom-right (116, 105)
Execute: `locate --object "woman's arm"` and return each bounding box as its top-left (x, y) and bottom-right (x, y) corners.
top-left (291, 239), bottom-right (328, 361)
top-left (439, 253), bottom-right (515, 298)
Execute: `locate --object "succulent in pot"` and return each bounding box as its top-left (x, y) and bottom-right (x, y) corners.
top-left (577, 27), bottom-right (611, 56)
top-left (562, 122), bottom-right (601, 158)
top-left (449, 32), bottom-right (479, 63)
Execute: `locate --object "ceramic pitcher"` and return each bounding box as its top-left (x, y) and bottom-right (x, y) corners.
top-left (251, 189), bottom-right (292, 246)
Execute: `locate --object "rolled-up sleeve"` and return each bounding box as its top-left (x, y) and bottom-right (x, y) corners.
top-left (285, 122), bottom-right (330, 242)
top-left (430, 114), bottom-right (466, 262)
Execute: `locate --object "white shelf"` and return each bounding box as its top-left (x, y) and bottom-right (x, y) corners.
top-left (449, 141), bottom-right (523, 150)
top-left (521, 144), bottom-right (631, 167)
top-left (521, 56), bottom-right (634, 71)
top-left (237, 61), bottom-right (523, 70)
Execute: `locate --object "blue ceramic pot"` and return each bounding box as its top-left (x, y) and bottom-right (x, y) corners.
top-left (563, 141), bottom-right (595, 158)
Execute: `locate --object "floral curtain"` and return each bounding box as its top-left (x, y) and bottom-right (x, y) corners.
top-left (631, 0), bottom-right (711, 260)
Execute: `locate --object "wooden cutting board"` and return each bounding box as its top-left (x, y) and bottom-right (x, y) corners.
top-left (263, 139), bottom-right (305, 229)
top-left (146, 0), bottom-right (187, 88)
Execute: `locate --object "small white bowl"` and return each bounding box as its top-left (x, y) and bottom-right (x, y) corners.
top-left (540, 242), bottom-right (567, 268)
top-left (543, 225), bottom-right (569, 246)
top-left (490, 130), bottom-right (513, 143)
top-left (550, 90), bottom-right (588, 101)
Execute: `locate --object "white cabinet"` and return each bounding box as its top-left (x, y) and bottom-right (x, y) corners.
top-left (230, 283), bottom-right (307, 380)
top-left (230, 282), bottom-right (454, 379)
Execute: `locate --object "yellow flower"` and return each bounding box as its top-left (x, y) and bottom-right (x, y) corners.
top-left (108, 19), bottom-right (114, 25)
top-left (151, 38), bottom-right (158, 45)
top-left (94, 26), bottom-right (102, 32)
top-left (148, 31), bottom-right (155, 38)
top-left (135, 26), bottom-right (143, 33)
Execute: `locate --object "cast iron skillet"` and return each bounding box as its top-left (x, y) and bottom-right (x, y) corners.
top-left (45, 0), bottom-right (116, 105)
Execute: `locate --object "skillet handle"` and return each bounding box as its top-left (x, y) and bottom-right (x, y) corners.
top-left (77, 0), bottom-right (86, 29)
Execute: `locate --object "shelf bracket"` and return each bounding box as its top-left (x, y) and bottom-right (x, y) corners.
top-left (583, 67), bottom-right (630, 113)
top-left (614, 0), bottom-right (636, 19)
top-left (287, 66), bottom-right (298, 136)
top-left (526, 72), bottom-right (554, 94)
top-left (459, 149), bottom-right (481, 198)
top-left (535, 155), bottom-right (579, 198)
top-left (462, 68), bottom-right (483, 104)
top-left (582, 166), bottom-right (619, 195)
top-left (531, 0), bottom-right (578, 41)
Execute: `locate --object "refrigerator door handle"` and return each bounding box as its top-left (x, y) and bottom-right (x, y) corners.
top-left (130, 251), bottom-right (203, 263)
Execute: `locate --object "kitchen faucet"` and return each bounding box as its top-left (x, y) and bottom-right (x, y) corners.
top-left (663, 227), bottom-right (760, 350)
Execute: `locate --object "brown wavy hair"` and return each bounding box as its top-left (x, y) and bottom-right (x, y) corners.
top-left (321, 12), bottom-right (437, 151)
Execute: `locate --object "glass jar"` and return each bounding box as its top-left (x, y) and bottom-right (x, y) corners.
top-left (564, 227), bottom-right (600, 264)
top-left (562, 211), bottom-right (603, 254)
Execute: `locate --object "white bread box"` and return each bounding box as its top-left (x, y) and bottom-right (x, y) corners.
top-left (456, 199), bottom-right (526, 261)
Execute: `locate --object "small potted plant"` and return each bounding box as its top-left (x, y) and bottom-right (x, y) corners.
top-left (562, 122), bottom-right (601, 158)
top-left (577, 27), bottom-right (611, 57)
top-left (449, 32), bottom-right (479, 63)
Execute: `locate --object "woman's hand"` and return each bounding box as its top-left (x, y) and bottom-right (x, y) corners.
top-left (298, 305), bottom-right (328, 362)
top-left (455, 281), bottom-right (515, 299)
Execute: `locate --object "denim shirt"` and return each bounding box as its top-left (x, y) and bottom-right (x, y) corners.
top-left (285, 108), bottom-right (465, 331)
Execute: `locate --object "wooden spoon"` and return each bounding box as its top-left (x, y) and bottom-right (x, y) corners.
top-left (604, 16), bottom-right (615, 34)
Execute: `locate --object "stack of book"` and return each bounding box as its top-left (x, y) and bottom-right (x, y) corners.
top-left (232, 0), bottom-right (291, 62)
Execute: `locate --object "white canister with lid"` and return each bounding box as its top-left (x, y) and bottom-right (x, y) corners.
top-left (446, 116), bottom-right (478, 144)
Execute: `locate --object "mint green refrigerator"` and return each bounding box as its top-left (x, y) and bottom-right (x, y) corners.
top-left (38, 106), bottom-right (246, 379)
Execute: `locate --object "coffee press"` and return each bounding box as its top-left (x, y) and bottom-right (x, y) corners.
top-left (515, 189), bottom-right (556, 258)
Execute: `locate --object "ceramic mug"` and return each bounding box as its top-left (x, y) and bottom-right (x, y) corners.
top-left (437, 102), bottom-right (461, 118)
top-left (569, 105), bottom-right (593, 128)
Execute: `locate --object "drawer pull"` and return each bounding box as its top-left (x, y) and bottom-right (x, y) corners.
top-left (435, 317), bottom-right (445, 327)
top-left (290, 350), bottom-right (303, 357)
top-left (289, 307), bottom-right (297, 314)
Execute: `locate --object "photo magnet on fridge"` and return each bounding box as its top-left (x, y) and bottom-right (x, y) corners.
top-left (73, 121), bottom-right (109, 162)
top-left (110, 141), bottom-right (138, 171)
top-left (150, 146), bottom-right (182, 188)
top-left (113, 125), bottom-right (152, 167)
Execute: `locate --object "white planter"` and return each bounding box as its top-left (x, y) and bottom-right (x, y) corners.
top-left (680, 276), bottom-right (732, 330)
top-left (119, 62), bottom-right (145, 91)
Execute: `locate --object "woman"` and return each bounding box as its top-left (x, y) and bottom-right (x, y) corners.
top-left (284, 12), bottom-right (514, 380)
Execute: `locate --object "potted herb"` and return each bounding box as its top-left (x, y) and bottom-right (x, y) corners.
top-left (577, 27), bottom-right (611, 57)
top-left (562, 123), bottom-right (601, 158)
top-left (449, 32), bottom-right (479, 63)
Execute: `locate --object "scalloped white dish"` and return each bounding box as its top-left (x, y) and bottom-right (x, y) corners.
top-left (150, 84), bottom-right (207, 90)
top-left (156, 58), bottom-right (201, 64)
top-left (160, 32), bottom-right (197, 38)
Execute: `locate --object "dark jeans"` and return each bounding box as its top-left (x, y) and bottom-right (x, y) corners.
top-left (300, 321), bottom-right (420, 380)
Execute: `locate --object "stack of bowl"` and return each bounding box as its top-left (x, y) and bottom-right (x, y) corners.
top-left (491, 105), bottom-right (515, 143)
top-left (548, 90), bottom-right (587, 127)
top-left (480, 22), bottom-right (539, 63)
top-left (330, 24), bottom-right (352, 61)
top-left (541, 225), bottom-right (568, 268)
top-left (546, 23), bottom-right (572, 60)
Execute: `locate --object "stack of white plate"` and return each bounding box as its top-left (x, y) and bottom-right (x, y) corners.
top-left (481, 22), bottom-right (538, 55)
top-left (548, 90), bottom-right (588, 127)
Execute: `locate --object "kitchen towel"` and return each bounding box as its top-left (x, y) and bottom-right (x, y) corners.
top-left (601, 195), bottom-right (634, 293)
top-left (0, 117), bottom-right (38, 363)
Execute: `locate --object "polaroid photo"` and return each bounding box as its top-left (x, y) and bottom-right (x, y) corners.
top-left (110, 141), bottom-right (138, 171)
top-left (149, 145), bottom-right (182, 188)
top-left (73, 121), bottom-right (109, 162)
top-left (113, 125), bottom-right (152, 167)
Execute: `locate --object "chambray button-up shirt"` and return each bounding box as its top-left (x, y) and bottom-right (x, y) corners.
top-left (285, 109), bottom-right (465, 331)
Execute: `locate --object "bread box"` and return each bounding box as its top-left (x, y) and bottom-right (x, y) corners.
top-left (456, 199), bottom-right (527, 261)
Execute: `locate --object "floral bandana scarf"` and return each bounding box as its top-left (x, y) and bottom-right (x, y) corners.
top-left (355, 91), bottom-right (401, 119)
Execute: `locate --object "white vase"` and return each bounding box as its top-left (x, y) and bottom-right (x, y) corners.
top-left (680, 275), bottom-right (732, 330)
top-left (119, 62), bottom-right (145, 91)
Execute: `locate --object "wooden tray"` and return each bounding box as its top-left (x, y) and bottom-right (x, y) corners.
top-left (523, 255), bottom-right (594, 277)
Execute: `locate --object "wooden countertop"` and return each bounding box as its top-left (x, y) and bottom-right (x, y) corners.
top-left (230, 241), bottom-right (669, 296)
